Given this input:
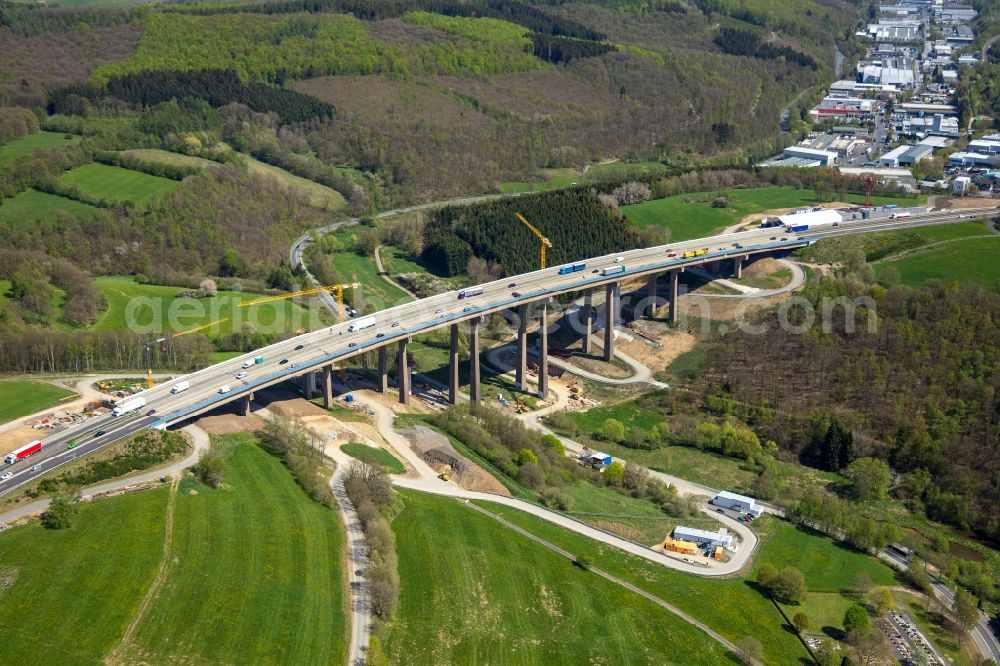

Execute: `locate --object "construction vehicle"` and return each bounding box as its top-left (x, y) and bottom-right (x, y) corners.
top-left (515, 212), bottom-right (553, 269)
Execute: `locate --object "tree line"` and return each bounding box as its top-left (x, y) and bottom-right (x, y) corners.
top-left (422, 189), bottom-right (640, 277)
top-left (530, 33), bottom-right (616, 64)
top-left (713, 26), bottom-right (818, 70)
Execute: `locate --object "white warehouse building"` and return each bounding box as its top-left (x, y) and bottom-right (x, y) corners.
top-left (776, 209), bottom-right (843, 228)
top-left (673, 526), bottom-right (733, 549)
top-left (711, 491), bottom-right (764, 517)
top-left (783, 146), bottom-right (839, 166)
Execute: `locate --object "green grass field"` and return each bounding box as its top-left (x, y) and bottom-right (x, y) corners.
top-left (384, 490), bottom-right (742, 665)
top-left (875, 236), bottom-right (1000, 287)
top-left (119, 148), bottom-right (220, 170)
top-left (0, 131), bottom-right (79, 166)
top-left (0, 189), bottom-right (101, 226)
top-left (0, 487), bottom-right (171, 663)
top-left (91, 276), bottom-right (320, 336)
top-left (341, 442), bottom-right (405, 473)
top-left (239, 154), bottom-right (346, 211)
top-left (622, 187), bottom-right (920, 241)
top-left (59, 163), bottom-right (177, 207)
top-left (378, 244), bottom-right (467, 287)
top-left (123, 438), bottom-right (346, 664)
top-left (477, 507), bottom-right (900, 665)
top-left (326, 251), bottom-right (414, 309)
top-left (0, 380), bottom-right (76, 425)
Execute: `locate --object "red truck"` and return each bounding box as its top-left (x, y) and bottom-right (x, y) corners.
top-left (5, 440), bottom-right (42, 465)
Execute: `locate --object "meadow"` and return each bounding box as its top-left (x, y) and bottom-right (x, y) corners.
top-left (384, 490), bottom-right (743, 665)
top-left (0, 131), bottom-right (79, 166)
top-left (476, 506), bottom-right (899, 666)
top-left (0, 189), bottom-right (100, 226)
top-left (341, 442), bottom-right (406, 474)
top-left (0, 380), bottom-right (77, 424)
top-left (91, 276), bottom-right (320, 336)
top-left (122, 438), bottom-right (346, 664)
top-left (875, 236), bottom-right (1000, 287)
top-left (59, 163), bottom-right (177, 207)
top-left (622, 187), bottom-right (920, 241)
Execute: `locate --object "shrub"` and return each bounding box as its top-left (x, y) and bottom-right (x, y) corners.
top-left (42, 491), bottom-right (79, 530)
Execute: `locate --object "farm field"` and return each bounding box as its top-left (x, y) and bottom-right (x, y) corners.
top-left (0, 189), bottom-right (100, 226)
top-left (498, 162), bottom-right (668, 194)
top-left (122, 438), bottom-right (346, 665)
top-left (0, 380), bottom-right (77, 425)
top-left (58, 163), bottom-right (177, 207)
top-left (477, 506), bottom-right (901, 666)
top-left (875, 236), bottom-right (1000, 287)
top-left (383, 490), bottom-right (742, 665)
top-left (622, 187), bottom-right (920, 241)
top-left (0, 487), bottom-right (170, 664)
top-left (119, 148), bottom-right (220, 170)
top-left (0, 131), bottom-right (79, 166)
top-left (341, 442), bottom-right (405, 473)
top-left (238, 153), bottom-right (346, 211)
top-left (91, 276), bottom-right (320, 336)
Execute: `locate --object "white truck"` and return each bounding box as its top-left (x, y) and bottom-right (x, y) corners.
top-left (348, 316), bottom-right (376, 333)
top-left (170, 381), bottom-right (190, 394)
top-left (112, 396), bottom-right (146, 417)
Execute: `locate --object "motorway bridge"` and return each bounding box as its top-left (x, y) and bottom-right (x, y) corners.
top-left (0, 206), bottom-right (995, 498)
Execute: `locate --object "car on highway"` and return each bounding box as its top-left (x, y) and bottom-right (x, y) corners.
top-left (348, 341), bottom-right (357, 347)
top-left (67, 440), bottom-right (77, 449)
top-left (769, 236), bottom-right (776, 240)
top-left (279, 358), bottom-right (289, 365)
top-left (463, 306), bottom-right (473, 312)
top-left (376, 332), bottom-right (385, 338)
top-left (435, 307), bottom-right (444, 314)
top-left (94, 430), bottom-right (106, 438)
top-left (614, 256), bottom-right (624, 263)
top-left (512, 291), bottom-right (521, 297)
top-left (31, 464), bottom-right (41, 472)
top-left (780, 237), bottom-right (788, 241)
top-left (0, 471), bottom-right (11, 481)
top-left (667, 251), bottom-right (677, 257)
top-left (218, 385), bottom-right (232, 394)
top-left (392, 321), bottom-right (400, 327)
top-left (235, 371), bottom-right (248, 380)
top-left (146, 409), bottom-right (156, 416)
top-left (507, 282), bottom-right (516, 288)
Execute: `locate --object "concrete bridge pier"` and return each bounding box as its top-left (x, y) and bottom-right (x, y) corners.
top-left (516, 304), bottom-right (528, 391)
top-left (322, 364), bottom-right (334, 409)
top-left (733, 256), bottom-right (744, 279)
top-left (668, 270), bottom-right (680, 325)
top-left (603, 282), bottom-right (618, 362)
top-left (581, 289), bottom-right (593, 354)
top-left (448, 324), bottom-right (460, 405)
top-left (304, 371), bottom-right (316, 400)
top-left (237, 392), bottom-right (253, 416)
top-left (377, 346), bottom-right (388, 394)
top-left (469, 318), bottom-right (481, 405)
top-left (397, 339), bottom-right (410, 405)
top-left (538, 300), bottom-right (548, 399)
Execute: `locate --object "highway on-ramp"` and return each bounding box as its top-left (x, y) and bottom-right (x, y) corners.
top-left (1, 206), bottom-right (995, 498)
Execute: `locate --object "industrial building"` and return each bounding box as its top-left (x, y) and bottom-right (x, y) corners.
top-left (953, 175), bottom-right (972, 193)
top-left (879, 144), bottom-right (933, 167)
top-left (949, 152), bottom-right (997, 168)
top-left (710, 491), bottom-right (764, 516)
top-left (782, 146), bottom-right (838, 166)
top-left (579, 450), bottom-right (612, 469)
top-left (776, 209), bottom-right (843, 228)
top-left (968, 139), bottom-right (1000, 155)
top-left (812, 97), bottom-right (882, 122)
top-left (673, 526), bottom-right (733, 549)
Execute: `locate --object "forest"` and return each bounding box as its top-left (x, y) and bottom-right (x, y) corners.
top-left (421, 189), bottom-right (640, 276)
top-left (698, 274), bottom-right (1000, 546)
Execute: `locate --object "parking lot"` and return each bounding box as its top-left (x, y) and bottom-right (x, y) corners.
top-left (880, 609), bottom-right (945, 666)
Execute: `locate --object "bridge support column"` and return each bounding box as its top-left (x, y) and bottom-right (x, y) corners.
top-left (322, 364), bottom-right (333, 409)
top-left (304, 372), bottom-right (315, 400)
top-left (469, 318), bottom-right (481, 405)
top-left (647, 272), bottom-right (658, 316)
top-left (581, 290), bottom-right (593, 355)
top-left (668, 270), bottom-right (680, 325)
top-left (397, 340), bottom-right (410, 405)
top-left (448, 324), bottom-right (460, 405)
top-left (733, 257), bottom-right (743, 280)
top-left (538, 300), bottom-right (548, 399)
top-left (516, 304), bottom-right (528, 391)
top-left (603, 283), bottom-right (617, 362)
top-left (237, 392), bottom-right (252, 416)
top-left (377, 346), bottom-right (388, 394)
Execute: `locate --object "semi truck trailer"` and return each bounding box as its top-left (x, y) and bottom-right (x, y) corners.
top-left (112, 397), bottom-right (146, 417)
top-left (4, 440), bottom-right (42, 464)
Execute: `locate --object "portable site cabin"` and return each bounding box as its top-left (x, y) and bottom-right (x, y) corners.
top-left (663, 538), bottom-right (699, 555)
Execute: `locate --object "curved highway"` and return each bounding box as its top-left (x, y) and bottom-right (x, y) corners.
top-left (1, 206), bottom-right (995, 497)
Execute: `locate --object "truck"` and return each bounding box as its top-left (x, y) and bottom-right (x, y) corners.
top-left (601, 265), bottom-right (626, 276)
top-left (170, 381), bottom-right (190, 394)
top-left (681, 248), bottom-right (709, 259)
top-left (348, 316), bottom-right (376, 333)
top-left (557, 262), bottom-right (586, 275)
top-left (457, 286), bottom-right (484, 299)
top-left (5, 440), bottom-right (42, 465)
top-left (784, 224), bottom-right (809, 233)
top-left (112, 396), bottom-right (146, 417)
top-left (241, 356), bottom-right (265, 368)
top-left (889, 212), bottom-right (911, 219)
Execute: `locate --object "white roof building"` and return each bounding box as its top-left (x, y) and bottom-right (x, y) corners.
top-left (969, 139), bottom-right (1000, 155)
top-left (880, 144), bottom-right (913, 167)
top-left (783, 146), bottom-right (838, 166)
top-left (776, 209), bottom-right (843, 227)
top-left (673, 526), bottom-right (733, 549)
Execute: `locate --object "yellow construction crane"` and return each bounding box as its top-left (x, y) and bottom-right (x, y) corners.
top-left (515, 212), bottom-right (552, 269)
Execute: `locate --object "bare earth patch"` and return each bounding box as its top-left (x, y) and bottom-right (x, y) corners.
top-left (0, 426), bottom-right (43, 456)
top-left (615, 330), bottom-right (697, 370)
top-left (193, 413), bottom-right (262, 436)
